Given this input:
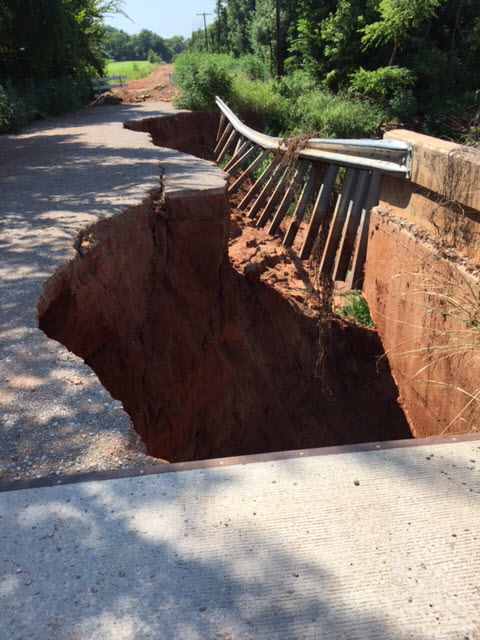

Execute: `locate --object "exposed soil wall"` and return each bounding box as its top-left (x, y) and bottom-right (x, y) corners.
top-left (37, 113), bottom-right (411, 462)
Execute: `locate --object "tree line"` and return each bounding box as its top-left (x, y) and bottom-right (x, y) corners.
top-left (103, 26), bottom-right (187, 63)
top-left (0, 1), bottom-right (186, 133)
top-left (188, 0), bottom-right (479, 132)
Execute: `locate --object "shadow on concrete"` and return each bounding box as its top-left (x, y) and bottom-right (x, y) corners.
top-left (3, 454), bottom-right (463, 639)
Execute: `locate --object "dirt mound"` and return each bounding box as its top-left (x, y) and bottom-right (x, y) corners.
top-left (38, 112), bottom-right (410, 462)
top-left (92, 92), bottom-right (123, 106)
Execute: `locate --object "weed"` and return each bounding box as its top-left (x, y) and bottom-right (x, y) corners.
top-left (286, 202), bottom-right (296, 217)
top-left (336, 290), bottom-right (374, 327)
top-left (219, 152), bottom-right (232, 169)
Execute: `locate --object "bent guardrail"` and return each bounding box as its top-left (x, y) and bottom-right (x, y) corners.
top-left (214, 96), bottom-right (413, 288)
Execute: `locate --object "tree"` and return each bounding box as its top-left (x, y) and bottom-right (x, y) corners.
top-left (249, 0), bottom-right (276, 72)
top-left (130, 29), bottom-right (172, 62)
top-left (0, 0), bottom-right (126, 79)
top-left (212, 0), bottom-right (228, 53)
top-left (361, 0), bottom-right (442, 66)
top-left (226, 0), bottom-right (255, 56)
top-left (104, 25), bottom-right (131, 60)
top-left (165, 35), bottom-right (187, 56)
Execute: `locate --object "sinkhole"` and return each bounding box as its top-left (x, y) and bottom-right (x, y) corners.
top-left (38, 110), bottom-right (411, 463)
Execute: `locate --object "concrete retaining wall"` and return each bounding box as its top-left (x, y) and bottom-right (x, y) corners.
top-left (363, 130), bottom-right (480, 436)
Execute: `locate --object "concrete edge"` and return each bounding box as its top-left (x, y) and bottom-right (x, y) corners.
top-left (1, 432), bottom-right (479, 494)
top-left (384, 129), bottom-right (480, 211)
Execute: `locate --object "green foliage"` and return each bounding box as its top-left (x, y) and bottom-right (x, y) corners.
top-left (106, 60), bottom-right (159, 81)
top-left (173, 53), bottom-right (233, 111)
top-left (236, 55), bottom-right (268, 81)
top-left (0, 83), bottom-right (26, 133)
top-left (0, 0), bottom-right (124, 80)
top-left (189, 0), bottom-right (480, 142)
top-left (249, 0), bottom-right (277, 72)
top-left (337, 291), bottom-right (374, 327)
top-left (349, 66), bottom-right (416, 119)
top-left (293, 91), bottom-right (382, 138)
top-left (174, 52), bottom-right (383, 139)
top-left (147, 49), bottom-right (158, 64)
top-left (0, 77), bottom-right (92, 134)
top-left (0, 0), bottom-right (124, 133)
top-left (274, 70), bottom-right (317, 99)
top-left (225, 0), bottom-right (256, 56)
top-left (230, 75), bottom-right (290, 134)
top-left (318, 0), bottom-right (372, 87)
top-left (361, 0), bottom-right (441, 64)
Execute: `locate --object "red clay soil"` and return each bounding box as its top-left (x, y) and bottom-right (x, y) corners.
top-left (115, 64), bottom-right (179, 104)
top-left (38, 111), bottom-right (411, 462)
top-left (126, 113), bottom-right (328, 310)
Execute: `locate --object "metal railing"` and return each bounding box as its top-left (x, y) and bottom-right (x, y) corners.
top-left (215, 97), bottom-right (412, 179)
top-left (92, 76), bottom-right (127, 98)
top-left (214, 97), bottom-right (413, 288)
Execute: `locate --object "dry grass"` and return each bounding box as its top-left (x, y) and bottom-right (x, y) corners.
top-left (387, 259), bottom-right (480, 432)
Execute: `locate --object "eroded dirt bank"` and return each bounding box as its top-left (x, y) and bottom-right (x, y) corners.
top-left (38, 190), bottom-right (410, 462)
top-left (125, 111), bottom-right (218, 161)
top-left (38, 111), bottom-right (411, 461)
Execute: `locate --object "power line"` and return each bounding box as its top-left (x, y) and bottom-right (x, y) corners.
top-left (196, 12), bottom-right (212, 51)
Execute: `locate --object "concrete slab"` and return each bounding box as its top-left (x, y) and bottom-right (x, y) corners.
top-left (0, 103), bottom-right (226, 481)
top-left (1, 437), bottom-right (479, 639)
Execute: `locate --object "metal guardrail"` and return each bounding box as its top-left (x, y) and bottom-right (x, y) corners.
top-left (92, 76), bottom-right (127, 98)
top-left (214, 97), bottom-right (413, 288)
top-left (215, 96), bottom-right (412, 179)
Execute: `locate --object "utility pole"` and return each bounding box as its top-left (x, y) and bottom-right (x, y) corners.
top-left (275, 0), bottom-right (282, 77)
top-left (196, 12), bottom-right (212, 51)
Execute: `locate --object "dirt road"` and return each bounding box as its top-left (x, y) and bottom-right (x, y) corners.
top-left (117, 63), bottom-right (178, 103)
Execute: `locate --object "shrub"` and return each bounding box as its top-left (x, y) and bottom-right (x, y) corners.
top-left (236, 54), bottom-right (268, 81)
top-left (230, 75), bottom-right (290, 135)
top-left (173, 52), bottom-right (233, 110)
top-left (147, 49), bottom-right (160, 64)
top-left (0, 77), bottom-right (92, 134)
top-left (349, 66), bottom-right (416, 120)
top-left (173, 52), bottom-right (384, 139)
top-left (0, 83), bottom-right (27, 133)
top-left (274, 70), bottom-right (317, 100)
top-left (293, 91), bottom-right (383, 138)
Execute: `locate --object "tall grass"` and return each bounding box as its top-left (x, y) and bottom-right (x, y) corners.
top-left (173, 52), bottom-right (385, 139)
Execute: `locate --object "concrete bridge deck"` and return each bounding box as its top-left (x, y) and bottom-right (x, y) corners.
top-left (1, 435), bottom-right (479, 639)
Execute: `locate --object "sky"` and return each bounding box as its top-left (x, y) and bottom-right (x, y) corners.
top-left (104, 0), bottom-right (218, 39)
